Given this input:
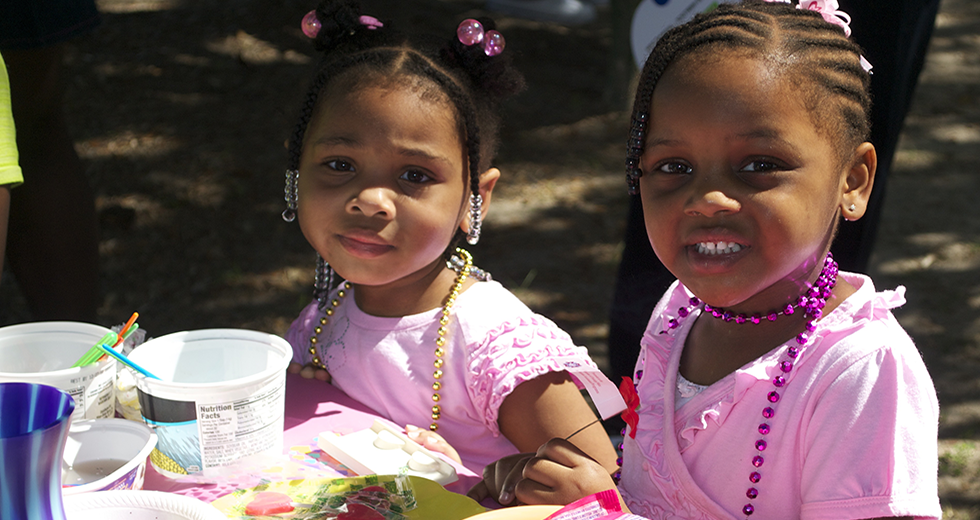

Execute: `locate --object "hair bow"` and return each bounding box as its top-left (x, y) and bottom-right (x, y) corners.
top-left (798, 0), bottom-right (851, 37)
top-left (763, 0), bottom-right (872, 73)
top-left (301, 11), bottom-right (383, 39)
top-left (456, 19), bottom-right (505, 57)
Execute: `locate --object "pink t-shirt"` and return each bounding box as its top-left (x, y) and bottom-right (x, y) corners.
top-left (286, 280), bottom-right (598, 472)
top-left (619, 273), bottom-right (941, 520)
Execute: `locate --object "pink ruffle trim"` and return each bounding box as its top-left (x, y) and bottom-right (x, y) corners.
top-left (672, 282), bottom-right (907, 451)
top-left (468, 314), bottom-right (596, 435)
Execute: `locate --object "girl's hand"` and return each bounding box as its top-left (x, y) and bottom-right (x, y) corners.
top-left (516, 438), bottom-right (622, 507)
top-left (405, 425), bottom-right (461, 464)
top-left (466, 452), bottom-right (535, 506)
top-left (288, 361), bottom-right (331, 382)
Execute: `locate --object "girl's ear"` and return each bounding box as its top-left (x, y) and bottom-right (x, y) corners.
top-left (476, 168), bottom-right (500, 218)
top-left (461, 168), bottom-right (501, 234)
top-left (840, 142), bottom-right (876, 222)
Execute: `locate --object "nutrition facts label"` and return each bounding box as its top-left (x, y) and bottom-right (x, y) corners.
top-left (65, 361), bottom-right (116, 419)
top-left (195, 375), bottom-right (286, 468)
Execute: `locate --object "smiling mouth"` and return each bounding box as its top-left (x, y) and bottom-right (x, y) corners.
top-left (695, 241), bottom-right (746, 255)
top-left (338, 235), bottom-right (393, 257)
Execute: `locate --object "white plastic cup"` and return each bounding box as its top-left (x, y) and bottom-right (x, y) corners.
top-left (62, 419), bottom-right (157, 495)
top-left (126, 329), bottom-right (291, 478)
top-left (0, 322), bottom-right (116, 420)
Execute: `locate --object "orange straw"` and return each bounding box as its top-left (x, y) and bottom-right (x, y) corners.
top-left (113, 312), bottom-right (139, 347)
top-left (94, 311), bottom-right (140, 363)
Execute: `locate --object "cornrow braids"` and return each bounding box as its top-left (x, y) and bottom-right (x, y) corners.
top-left (285, 0), bottom-right (524, 294)
top-left (625, 0), bottom-right (872, 194)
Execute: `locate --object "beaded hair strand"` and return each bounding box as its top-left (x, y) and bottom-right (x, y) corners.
top-left (625, 0), bottom-right (872, 194)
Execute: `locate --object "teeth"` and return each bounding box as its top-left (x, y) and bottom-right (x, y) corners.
top-left (696, 241), bottom-right (744, 255)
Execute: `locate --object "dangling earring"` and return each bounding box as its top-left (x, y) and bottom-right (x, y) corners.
top-left (314, 254), bottom-right (334, 310)
top-left (282, 169), bottom-right (299, 222)
top-left (466, 193), bottom-right (483, 245)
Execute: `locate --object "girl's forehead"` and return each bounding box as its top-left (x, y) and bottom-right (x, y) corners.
top-left (304, 81), bottom-right (467, 162)
top-left (655, 53), bottom-right (793, 114)
top-left (314, 71), bottom-right (462, 130)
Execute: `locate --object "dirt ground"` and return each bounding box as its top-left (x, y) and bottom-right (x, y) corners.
top-left (1, 0), bottom-right (978, 516)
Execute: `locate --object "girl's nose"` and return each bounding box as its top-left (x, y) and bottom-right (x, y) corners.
top-left (685, 176), bottom-right (741, 217)
top-left (347, 186), bottom-right (395, 218)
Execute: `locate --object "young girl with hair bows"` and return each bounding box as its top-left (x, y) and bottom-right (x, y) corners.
top-left (280, 0), bottom-right (618, 477)
top-left (469, 1), bottom-right (941, 518)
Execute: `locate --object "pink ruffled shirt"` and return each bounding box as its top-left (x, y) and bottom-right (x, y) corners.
top-left (619, 273), bottom-right (941, 520)
top-left (286, 280), bottom-right (598, 472)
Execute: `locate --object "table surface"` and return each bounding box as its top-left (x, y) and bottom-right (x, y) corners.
top-left (142, 371), bottom-right (483, 502)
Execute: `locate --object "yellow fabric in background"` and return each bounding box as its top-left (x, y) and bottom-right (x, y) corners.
top-left (0, 52), bottom-right (23, 187)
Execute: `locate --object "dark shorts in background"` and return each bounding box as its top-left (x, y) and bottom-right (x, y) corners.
top-left (0, 0), bottom-right (101, 50)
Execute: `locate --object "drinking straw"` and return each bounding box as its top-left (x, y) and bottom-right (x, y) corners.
top-left (95, 342), bottom-right (160, 380)
top-left (69, 312), bottom-right (140, 368)
top-left (114, 312), bottom-right (139, 347)
top-left (93, 321), bottom-right (141, 364)
top-left (70, 332), bottom-right (118, 368)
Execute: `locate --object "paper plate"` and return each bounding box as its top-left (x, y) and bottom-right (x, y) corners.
top-left (63, 490), bottom-right (225, 520)
top-left (406, 475), bottom-right (485, 519)
top-left (463, 505), bottom-right (562, 520)
top-left (210, 475), bottom-right (485, 520)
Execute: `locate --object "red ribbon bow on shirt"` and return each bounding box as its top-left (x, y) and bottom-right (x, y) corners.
top-left (620, 376), bottom-right (640, 439)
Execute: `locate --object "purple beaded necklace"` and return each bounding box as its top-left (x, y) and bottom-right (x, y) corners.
top-left (616, 252), bottom-right (839, 518)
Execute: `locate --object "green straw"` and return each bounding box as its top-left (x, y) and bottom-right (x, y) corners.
top-left (71, 332), bottom-right (118, 368)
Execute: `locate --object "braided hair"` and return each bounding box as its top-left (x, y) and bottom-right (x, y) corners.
top-left (287, 0), bottom-right (524, 200)
top-left (625, 0), bottom-right (872, 194)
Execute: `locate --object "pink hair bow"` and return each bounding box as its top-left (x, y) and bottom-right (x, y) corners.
top-left (763, 0), bottom-right (871, 73)
top-left (798, 0), bottom-right (851, 37)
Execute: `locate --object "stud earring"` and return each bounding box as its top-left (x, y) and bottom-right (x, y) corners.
top-left (466, 193), bottom-right (483, 245)
top-left (848, 203), bottom-right (856, 212)
top-left (283, 169), bottom-right (299, 222)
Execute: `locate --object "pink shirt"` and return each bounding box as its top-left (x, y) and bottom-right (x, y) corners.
top-left (287, 280), bottom-right (599, 472)
top-left (619, 273), bottom-right (941, 520)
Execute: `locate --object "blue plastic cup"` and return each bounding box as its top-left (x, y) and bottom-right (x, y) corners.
top-left (0, 382), bottom-right (75, 520)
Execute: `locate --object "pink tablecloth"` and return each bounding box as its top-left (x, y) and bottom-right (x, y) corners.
top-left (142, 372), bottom-right (482, 501)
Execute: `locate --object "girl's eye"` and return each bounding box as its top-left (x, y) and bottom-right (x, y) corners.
top-left (741, 159), bottom-right (781, 173)
top-left (655, 162), bottom-right (693, 175)
top-left (399, 170), bottom-right (433, 184)
top-left (326, 159), bottom-right (354, 172)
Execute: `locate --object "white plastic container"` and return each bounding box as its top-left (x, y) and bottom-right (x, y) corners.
top-left (126, 329), bottom-right (291, 478)
top-left (62, 418), bottom-right (157, 496)
top-left (0, 322), bottom-right (116, 420)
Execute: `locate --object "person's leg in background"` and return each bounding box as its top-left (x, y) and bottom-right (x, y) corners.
top-left (832, 0), bottom-right (941, 272)
top-left (4, 44), bottom-right (99, 322)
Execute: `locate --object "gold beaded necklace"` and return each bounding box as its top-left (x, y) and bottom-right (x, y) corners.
top-left (307, 247), bottom-right (478, 432)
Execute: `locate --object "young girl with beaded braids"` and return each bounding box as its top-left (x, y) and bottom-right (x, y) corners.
top-left (279, 0), bottom-right (619, 477)
top-left (468, 1), bottom-right (941, 518)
